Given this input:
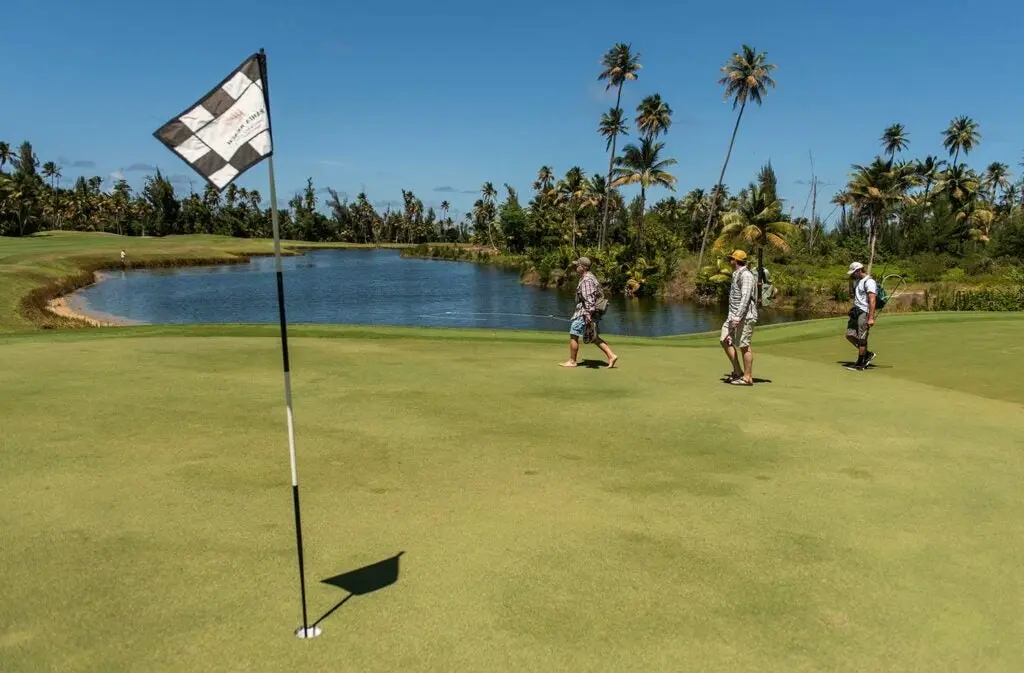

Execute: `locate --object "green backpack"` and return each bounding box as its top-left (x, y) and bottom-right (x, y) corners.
top-left (860, 276), bottom-right (889, 311)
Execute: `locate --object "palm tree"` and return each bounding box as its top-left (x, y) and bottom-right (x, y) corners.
top-left (847, 158), bottom-right (918, 273)
top-left (611, 137), bottom-right (677, 247)
top-left (881, 123), bottom-right (909, 165)
top-left (983, 162), bottom-right (1011, 205)
top-left (831, 189), bottom-right (851, 223)
top-left (635, 93), bottom-right (672, 140)
top-left (916, 156), bottom-right (946, 204)
top-left (942, 116), bottom-right (981, 169)
top-left (550, 167), bottom-right (588, 249)
top-left (713, 181), bottom-right (797, 296)
top-left (533, 166), bottom-right (554, 193)
top-left (41, 161), bottom-right (59, 189)
top-left (696, 44), bottom-right (777, 274)
top-left (597, 43), bottom-right (642, 249)
top-left (0, 142), bottom-right (13, 174)
top-left (1001, 183), bottom-right (1019, 212)
top-left (936, 164), bottom-right (982, 241)
top-left (598, 107), bottom-right (629, 151)
top-left (439, 200), bottom-right (450, 239)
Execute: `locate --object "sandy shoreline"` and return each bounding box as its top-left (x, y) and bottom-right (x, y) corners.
top-left (45, 272), bottom-right (139, 327)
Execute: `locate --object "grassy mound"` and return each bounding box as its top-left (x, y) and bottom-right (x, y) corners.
top-left (2, 314), bottom-right (1023, 671)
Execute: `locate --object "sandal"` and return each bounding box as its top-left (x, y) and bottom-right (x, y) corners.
top-left (729, 378), bottom-right (753, 386)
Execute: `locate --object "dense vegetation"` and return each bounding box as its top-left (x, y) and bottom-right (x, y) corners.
top-left (2, 43), bottom-right (1022, 304)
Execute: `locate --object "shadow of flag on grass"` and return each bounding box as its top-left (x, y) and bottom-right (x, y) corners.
top-left (315, 552), bottom-right (404, 627)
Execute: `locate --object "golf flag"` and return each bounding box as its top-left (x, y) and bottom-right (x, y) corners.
top-left (153, 52), bottom-right (272, 190)
top-left (152, 51), bottom-right (320, 639)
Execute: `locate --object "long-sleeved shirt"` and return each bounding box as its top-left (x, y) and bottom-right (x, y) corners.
top-left (728, 266), bottom-right (758, 323)
top-left (571, 272), bottom-right (601, 320)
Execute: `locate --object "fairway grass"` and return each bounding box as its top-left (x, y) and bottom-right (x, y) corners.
top-left (2, 313), bottom-right (1023, 672)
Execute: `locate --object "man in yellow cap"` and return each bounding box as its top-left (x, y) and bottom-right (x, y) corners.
top-left (720, 249), bottom-right (757, 386)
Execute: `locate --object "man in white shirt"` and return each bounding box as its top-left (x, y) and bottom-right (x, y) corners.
top-left (845, 262), bottom-right (877, 371)
top-left (720, 250), bottom-right (758, 386)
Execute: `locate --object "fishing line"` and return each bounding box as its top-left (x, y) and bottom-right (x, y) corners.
top-left (419, 311), bottom-right (571, 322)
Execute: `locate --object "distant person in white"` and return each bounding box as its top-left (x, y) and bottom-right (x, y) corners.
top-left (845, 262), bottom-right (877, 371)
top-left (120, 249), bottom-right (126, 267)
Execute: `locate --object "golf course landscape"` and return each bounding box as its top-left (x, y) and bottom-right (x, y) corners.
top-left (2, 233), bottom-right (1023, 672)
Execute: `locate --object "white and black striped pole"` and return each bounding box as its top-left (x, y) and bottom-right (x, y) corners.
top-left (260, 50), bottom-right (319, 640)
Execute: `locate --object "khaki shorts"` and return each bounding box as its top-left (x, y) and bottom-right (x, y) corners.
top-left (846, 308), bottom-right (870, 343)
top-left (721, 319), bottom-right (754, 348)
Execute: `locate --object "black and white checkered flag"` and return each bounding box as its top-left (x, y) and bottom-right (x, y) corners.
top-left (152, 51), bottom-right (320, 639)
top-left (153, 52), bottom-right (272, 190)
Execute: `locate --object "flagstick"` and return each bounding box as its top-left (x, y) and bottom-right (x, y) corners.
top-left (267, 155), bottom-right (319, 640)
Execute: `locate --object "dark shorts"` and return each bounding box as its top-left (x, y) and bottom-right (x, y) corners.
top-left (846, 308), bottom-right (870, 343)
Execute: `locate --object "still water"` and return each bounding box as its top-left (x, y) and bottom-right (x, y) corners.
top-left (73, 249), bottom-right (794, 337)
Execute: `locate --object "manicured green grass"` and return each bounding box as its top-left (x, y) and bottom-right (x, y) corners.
top-left (2, 314), bottom-right (1023, 672)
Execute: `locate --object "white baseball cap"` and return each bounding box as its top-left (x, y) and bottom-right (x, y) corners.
top-left (847, 262), bottom-right (864, 276)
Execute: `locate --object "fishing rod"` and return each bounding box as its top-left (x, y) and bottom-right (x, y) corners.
top-left (419, 311), bottom-right (571, 322)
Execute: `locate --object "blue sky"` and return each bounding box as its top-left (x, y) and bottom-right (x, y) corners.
top-left (2, 0), bottom-right (1020, 225)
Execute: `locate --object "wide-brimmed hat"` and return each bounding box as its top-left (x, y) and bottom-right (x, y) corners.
top-left (574, 256), bottom-right (592, 269)
top-left (847, 262), bottom-right (865, 276)
top-left (726, 250), bottom-right (747, 262)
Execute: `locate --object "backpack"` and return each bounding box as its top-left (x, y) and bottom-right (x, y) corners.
top-left (593, 282), bottom-right (609, 316)
top-left (859, 276), bottom-right (889, 311)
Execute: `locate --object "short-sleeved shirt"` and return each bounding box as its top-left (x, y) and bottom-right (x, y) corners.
top-left (853, 276), bottom-right (878, 313)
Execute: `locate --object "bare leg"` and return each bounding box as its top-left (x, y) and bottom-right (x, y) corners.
top-left (595, 338), bottom-right (617, 368)
top-left (721, 339), bottom-right (742, 376)
top-left (560, 336), bottom-right (580, 367)
top-left (741, 346), bottom-right (753, 384)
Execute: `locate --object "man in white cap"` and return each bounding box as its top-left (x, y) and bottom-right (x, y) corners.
top-left (845, 262), bottom-right (877, 370)
top-left (559, 256), bottom-right (617, 369)
top-left (720, 249), bottom-right (757, 386)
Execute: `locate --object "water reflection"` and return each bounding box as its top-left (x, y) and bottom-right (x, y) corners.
top-left (75, 249), bottom-right (795, 337)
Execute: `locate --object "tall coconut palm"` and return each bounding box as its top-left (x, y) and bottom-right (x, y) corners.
top-left (598, 107), bottom-right (629, 152)
top-left (611, 137), bottom-right (677, 247)
top-left (41, 161), bottom-right (60, 189)
top-left (847, 158), bottom-right (918, 274)
top-left (942, 116), bottom-right (981, 169)
top-left (635, 93), bottom-right (672, 140)
top-left (713, 180), bottom-right (797, 297)
top-left (1001, 183), bottom-right (1019, 212)
top-left (983, 162), bottom-right (1011, 205)
top-left (831, 189), bottom-right (851, 223)
top-left (696, 44), bottom-right (777, 274)
top-left (936, 164), bottom-right (981, 223)
top-left (550, 167), bottom-right (588, 249)
top-left (0, 142), bottom-right (13, 174)
top-left (915, 156), bottom-right (946, 204)
top-left (439, 200), bottom-right (450, 239)
top-left (881, 123), bottom-right (909, 165)
top-left (533, 166), bottom-right (554, 193)
top-left (480, 182), bottom-right (498, 248)
top-left (597, 43), bottom-right (641, 249)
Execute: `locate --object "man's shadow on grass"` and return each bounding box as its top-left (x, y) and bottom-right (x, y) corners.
top-left (578, 359), bottom-right (612, 369)
top-left (837, 361), bottom-right (893, 370)
top-left (720, 376), bottom-right (773, 385)
top-left (314, 552), bottom-right (404, 628)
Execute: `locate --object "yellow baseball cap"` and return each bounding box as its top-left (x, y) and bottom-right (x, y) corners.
top-left (727, 250), bottom-right (747, 262)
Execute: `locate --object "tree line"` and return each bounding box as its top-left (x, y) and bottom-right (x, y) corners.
top-left (2, 42), bottom-right (1022, 297)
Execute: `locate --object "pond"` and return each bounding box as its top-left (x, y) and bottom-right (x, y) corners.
top-left (71, 249), bottom-right (795, 337)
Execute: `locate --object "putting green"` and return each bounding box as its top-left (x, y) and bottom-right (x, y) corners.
top-left (2, 314), bottom-right (1023, 672)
